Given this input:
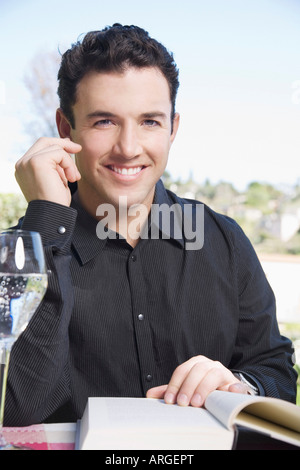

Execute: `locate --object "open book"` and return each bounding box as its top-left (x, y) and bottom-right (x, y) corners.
top-left (76, 391), bottom-right (300, 450)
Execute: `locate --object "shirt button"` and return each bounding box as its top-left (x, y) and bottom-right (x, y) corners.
top-left (146, 374), bottom-right (153, 382)
top-left (57, 226), bottom-right (66, 234)
top-left (138, 314), bottom-right (144, 321)
top-left (130, 254), bottom-right (137, 262)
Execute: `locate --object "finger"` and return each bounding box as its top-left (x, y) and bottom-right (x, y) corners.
top-left (175, 362), bottom-right (210, 407)
top-left (146, 385), bottom-right (168, 399)
top-left (24, 137), bottom-right (81, 158)
top-left (52, 150), bottom-right (81, 183)
top-left (228, 382), bottom-right (250, 394)
top-left (56, 164), bottom-right (71, 187)
top-left (22, 144), bottom-right (81, 183)
top-left (163, 357), bottom-right (207, 405)
top-left (174, 360), bottom-right (229, 407)
top-left (191, 367), bottom-right (238, 407)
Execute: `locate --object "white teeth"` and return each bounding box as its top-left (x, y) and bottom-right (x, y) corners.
top-left (110, 166), bottom-right (142, 175)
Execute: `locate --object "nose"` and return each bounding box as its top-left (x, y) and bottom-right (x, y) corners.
top-left (112, 122), bottom-right (142, 159)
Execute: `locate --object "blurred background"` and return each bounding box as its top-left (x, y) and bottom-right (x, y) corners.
top-left (0, 0), bottom-right (299, 399)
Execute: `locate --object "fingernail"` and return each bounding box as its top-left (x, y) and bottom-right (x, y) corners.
top-left (177, 393), bottom-right (189, 406)
top-left (164, 392), bottom-right (175, 404)
top-left (234, 383), bottom-right (246, 392)
top-left (191, 393), bottom-right (202, 407)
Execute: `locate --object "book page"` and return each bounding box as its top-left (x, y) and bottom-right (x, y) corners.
top-left (204, 390), bottom-right (260, 429)
top-left (204, 390), bottom-right (300, 443)
top-left (235, 412), bottom-right (300, 447)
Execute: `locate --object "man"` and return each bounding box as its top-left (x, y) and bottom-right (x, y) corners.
top-left (5, 24), bottom-right (297, 426)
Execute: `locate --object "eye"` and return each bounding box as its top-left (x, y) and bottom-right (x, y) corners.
top-left (143, 120), bottom-right (160, 127)
top-left (94, 119), bottom-right (113, 127)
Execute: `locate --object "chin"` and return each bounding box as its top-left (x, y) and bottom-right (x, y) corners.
top-left (109, 187), bottom-right (151, 208)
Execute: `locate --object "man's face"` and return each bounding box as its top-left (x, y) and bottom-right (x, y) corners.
top-left (63, 67), bottom-right (179, 214)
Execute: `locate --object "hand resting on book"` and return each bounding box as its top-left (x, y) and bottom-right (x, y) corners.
top-left (147, 355), bottom-right (250, 407)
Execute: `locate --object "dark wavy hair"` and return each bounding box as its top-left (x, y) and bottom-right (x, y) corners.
top-left (57, 24), bottom-right (180, 129)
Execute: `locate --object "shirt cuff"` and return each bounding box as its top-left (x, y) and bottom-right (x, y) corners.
top-left (20, 200), bottom-right (77, 254)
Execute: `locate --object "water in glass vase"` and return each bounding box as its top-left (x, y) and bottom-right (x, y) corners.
top-left (0, 273), bottom-right (48, 342)
top-left (0, 363), bottom-right (4, 399)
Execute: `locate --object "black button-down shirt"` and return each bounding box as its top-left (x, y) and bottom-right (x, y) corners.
top-left (5, 180), bottom-right (297, 425)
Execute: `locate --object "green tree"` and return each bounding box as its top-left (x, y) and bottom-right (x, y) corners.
top-left (245, 181), bottom-right (282, 214)
top-left (0, 193), bottom-right (27, 230)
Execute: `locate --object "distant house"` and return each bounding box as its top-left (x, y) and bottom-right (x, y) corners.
top-left (260, 209), bottom-right (300, 242)
top-left (260, 253), bottom-right (300, 325)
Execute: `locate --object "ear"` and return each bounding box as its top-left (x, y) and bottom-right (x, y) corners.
top-left (56, 108), bottom-right (72, 138)
top-left (170, 112), bottom-right (180, 144)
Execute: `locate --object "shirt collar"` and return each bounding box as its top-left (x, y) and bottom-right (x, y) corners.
top-left (71, 192), bottom-right (107, 265)
top-left (71, 179), bottom-right (185, 265)
top-left (150, 179), bottom-right (185, 248)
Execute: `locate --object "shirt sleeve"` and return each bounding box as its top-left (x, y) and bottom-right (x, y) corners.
top-left (230, 222), bottom-right (297, 403)
top-left (4, 200), bottom-right (78, 426)
top-left (21, 199), bottom-right (77, 252)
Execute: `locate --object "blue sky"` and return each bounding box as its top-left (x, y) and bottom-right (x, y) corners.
top-left (1, 0), bottom-right (300, 193)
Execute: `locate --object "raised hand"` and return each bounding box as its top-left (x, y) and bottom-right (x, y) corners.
top-left (15, 137), bottom-right (82, 207)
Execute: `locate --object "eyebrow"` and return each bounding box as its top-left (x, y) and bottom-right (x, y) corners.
top-left (86, 111), bottom-right (168, 121)
top-left (140, 112), bottom-right (168, 121)
top-left (86, 111), bottom-right (116, 120)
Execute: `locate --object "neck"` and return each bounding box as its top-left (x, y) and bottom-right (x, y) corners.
top-left (116, 201), bottom-right (150, 247)
top-left (76, 187), bottom-right (154, 248)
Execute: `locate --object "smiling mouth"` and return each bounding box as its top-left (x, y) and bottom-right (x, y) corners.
top-left (107, 165), bottom-right (145, 176)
